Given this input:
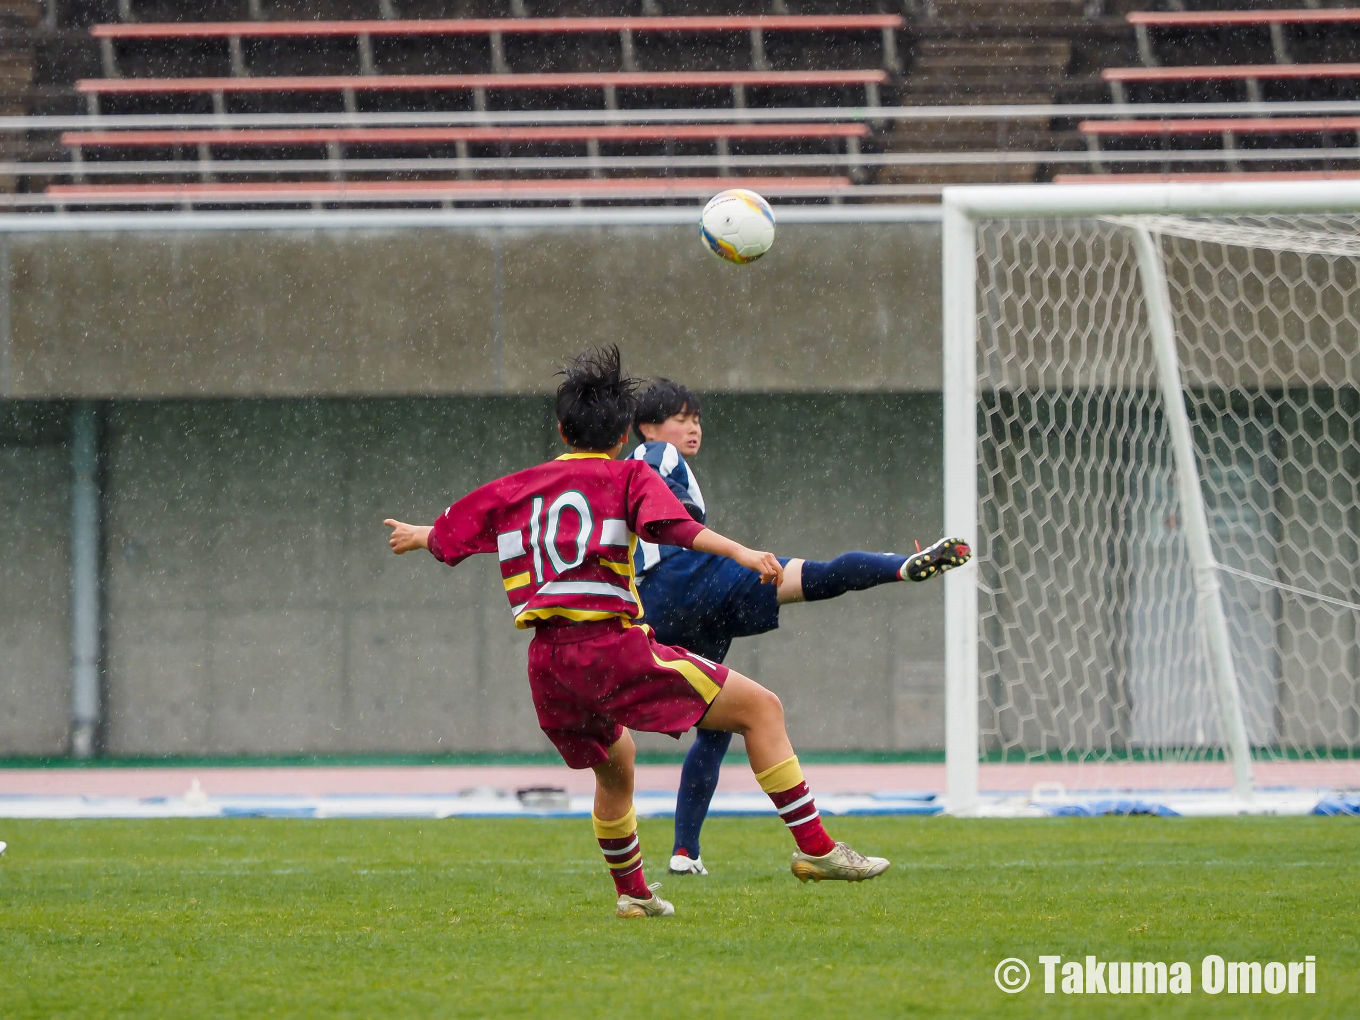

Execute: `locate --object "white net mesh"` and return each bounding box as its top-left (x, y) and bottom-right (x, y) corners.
top-left (973, 213), bottom-right (1360, 764)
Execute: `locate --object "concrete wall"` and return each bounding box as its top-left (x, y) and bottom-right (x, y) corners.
top-left (0, 404), bottom-right (72, 754)
top-left (0, 216), bottom-right (951, 757)
top-left (1, 222), bottom-right (943, 399)
top-left (2, 393), bottom-right (946, 757)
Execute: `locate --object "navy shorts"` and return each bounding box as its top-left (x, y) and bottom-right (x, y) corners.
top-left (636, 551), bottom-right (789, 663)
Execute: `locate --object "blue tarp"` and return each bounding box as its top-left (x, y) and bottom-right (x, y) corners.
top-left (1312, 794), bottom-right (1360, 816)
top-left (1045, 798), bottom-right (1180, 817)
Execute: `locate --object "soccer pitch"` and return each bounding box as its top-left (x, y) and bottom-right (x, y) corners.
top-left (1, 817), bottom-right (1355, 1019)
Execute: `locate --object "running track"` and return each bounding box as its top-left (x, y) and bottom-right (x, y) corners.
top-left (1, 760), bottom-right (1355, 799)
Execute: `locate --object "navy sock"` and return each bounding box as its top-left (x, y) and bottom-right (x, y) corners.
top-left (800, 551), bottom-right (908, 602)
top-left (673, 728), bottom-right (732, 857)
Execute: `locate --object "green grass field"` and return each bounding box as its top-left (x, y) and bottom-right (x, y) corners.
top-left (1, 816), bottom-right (1355, 1019)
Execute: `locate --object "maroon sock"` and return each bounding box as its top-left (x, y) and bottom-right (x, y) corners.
top-left (599, 832), bottom-right (651, 899)
top-left (768, 781), bottom-right (836, 858)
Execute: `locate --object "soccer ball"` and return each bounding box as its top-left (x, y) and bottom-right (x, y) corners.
top-left (700, 189), bottom-right (775, 265)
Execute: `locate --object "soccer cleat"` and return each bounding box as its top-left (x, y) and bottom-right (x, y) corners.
top-left (668, 853), bottom-right (709, 876)
top-left (616, 882), bottom-right (675, 918)
top-left (0, 840), bottom-right (6, 856)
top-left (790, 842), bottom-right (891, 883)
top-left (902, 537), bottom-right (971, 582)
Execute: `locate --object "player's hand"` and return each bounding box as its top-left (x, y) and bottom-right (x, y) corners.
top-left (736, 547), bottom-right (783, 586)
top-left (384, 519), bottom-right (430, 555)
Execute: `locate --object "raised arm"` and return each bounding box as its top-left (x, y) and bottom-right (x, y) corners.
top-left (385, 481), bottom-right (498, 566)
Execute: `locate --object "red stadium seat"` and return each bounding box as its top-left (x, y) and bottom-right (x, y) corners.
top-left (1055, 170), bottom-right (1360, 183)
top-left (1127, 9), bottom-right (1360, 67)
top-left (90, 15), bottom-right (905, 78)
top-left (61, 123), bottom-right (870, 151)
top-left (1102, 63), bottom-right (1360, 103)
top-left (91, 14), bottom-right (903, 39)
top-left (77, 69), bottom-right (889, 115)
top-left (1079, 116), bottom-right (1360, 157)
top-left (1081, 116), bottom-right (1360, 138)
top-left (1128, 9), bottom-right (1360, 26)
top-left (45, 176), bottom-right (855, 206)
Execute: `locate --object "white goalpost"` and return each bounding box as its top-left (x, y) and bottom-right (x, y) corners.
top-left (942, 182), bottom-right (1360, 815)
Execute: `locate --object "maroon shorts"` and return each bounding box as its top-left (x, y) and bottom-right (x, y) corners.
top-left (526, 619), bottom-right (730, 769)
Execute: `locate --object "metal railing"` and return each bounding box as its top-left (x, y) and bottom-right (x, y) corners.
top-left (1, 102), bottom-right (1357, 209)
top-left (6, 100), bottom-right (1360, 130)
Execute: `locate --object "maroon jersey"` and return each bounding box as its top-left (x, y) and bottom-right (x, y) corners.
top-left (428, 452), bottom-right (704, 628)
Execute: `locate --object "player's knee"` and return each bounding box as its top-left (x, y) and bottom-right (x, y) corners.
top-left (751, 684), bottom-right (784, 727)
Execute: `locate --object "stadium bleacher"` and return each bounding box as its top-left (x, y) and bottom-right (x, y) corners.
top-left (28, 6), bottom-right (895, 204)
top-left (1062, 3), bottom-right (1360, 181)
top-left (88, 15), bottom-right (904, 79)
top-left (0, 1), bottom-right (1358, 204)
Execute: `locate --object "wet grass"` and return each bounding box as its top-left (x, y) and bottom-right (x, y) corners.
top-left (0, 816), bottom-right (1355, 1019)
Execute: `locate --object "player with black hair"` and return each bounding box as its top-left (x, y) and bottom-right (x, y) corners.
top-left (384, 346), bottom-right (890, 918)
top-left (630, 377), bottom-right (971, 876)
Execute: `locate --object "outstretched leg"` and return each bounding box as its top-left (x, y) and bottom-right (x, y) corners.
top-left (671, 728), bottom-right (732, 869)
top-left (592, 731), bottom-right (672, 917)
top-left (778, 539), bottom-right (971, 604)
top-left (700, 671), bottom-right (889, 882)
top-left (666, 540), bottom-right (973, 868)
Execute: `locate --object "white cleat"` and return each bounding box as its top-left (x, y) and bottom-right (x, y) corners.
top-left (668, 853), bottom-right (708, 876)
top-left (615, 882), bottom-right (675, 918)
top-left (790, 842), bottom-right (890, 883)
top-left (0, 841), bottom-right (6, 856)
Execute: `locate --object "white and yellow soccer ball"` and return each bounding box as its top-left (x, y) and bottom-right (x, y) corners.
top-left (700, 189), bottom-right (775, 265)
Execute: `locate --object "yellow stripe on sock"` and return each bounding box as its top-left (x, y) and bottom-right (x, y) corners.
top-left (754, 755), bottom-right (804, 795)
top-left (607, 851), bottom-right (642, 871)
top-left (592, 807), bottom-right (637, 840)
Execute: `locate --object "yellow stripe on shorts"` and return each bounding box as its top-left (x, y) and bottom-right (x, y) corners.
top-left (650, 648), bottom-right (721, 704)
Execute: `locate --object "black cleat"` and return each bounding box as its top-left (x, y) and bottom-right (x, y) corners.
top-left (902, 537), bottom-right (972, 582)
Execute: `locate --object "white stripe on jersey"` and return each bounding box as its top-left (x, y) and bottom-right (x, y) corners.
top-left (629, 440), bottom-right (706, 576)
top-left (600, 518), bottom-right (630, 547)
top-left (641, 541), bottom-right (661, 573)
top-left (497, 530), bottom-right (525, 561)
top-left (537, 580), bottom-right (638, 603)
top-left (659, 442), bottom-right (680, 478)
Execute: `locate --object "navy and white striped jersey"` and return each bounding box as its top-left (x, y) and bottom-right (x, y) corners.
top-left (629, 441), bottom-right (706, 574)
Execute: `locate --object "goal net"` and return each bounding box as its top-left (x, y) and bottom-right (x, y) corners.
top-left (941, 184), bottom-right (1360, 812)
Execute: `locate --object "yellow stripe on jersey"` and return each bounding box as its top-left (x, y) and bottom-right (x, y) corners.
top-left (626, 533), bottom-right (643, 615)
top-left (503, 571), bottom-right (532, 592)
top-left (513, 606), bottom-right (632, 629)
top-left (599, 559), bottom-right (631, 576)
top-left (649, 648), bottom-right (721, 704)
top-left (556, 452), bottom-right (613, 461)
